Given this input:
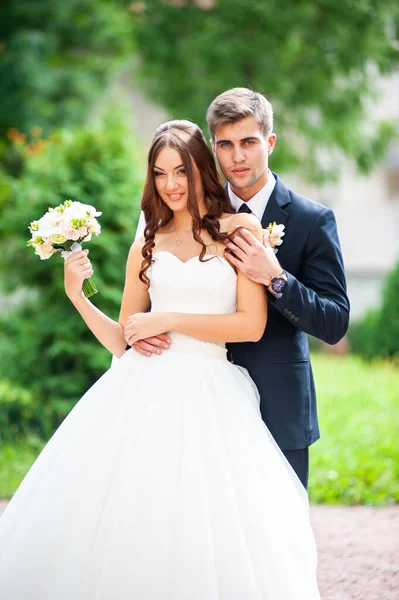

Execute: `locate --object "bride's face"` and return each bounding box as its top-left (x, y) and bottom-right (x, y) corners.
top-left (154, 147), bottom-right (204, 213)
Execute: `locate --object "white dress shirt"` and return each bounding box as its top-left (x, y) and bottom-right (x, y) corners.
top-left (227, 170), bottom-right (276, 222)
top-left (134, 170), bottom-right (276, 240)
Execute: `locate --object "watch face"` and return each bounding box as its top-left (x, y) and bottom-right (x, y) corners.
top-left (271, 277), bottom-right (287, 293)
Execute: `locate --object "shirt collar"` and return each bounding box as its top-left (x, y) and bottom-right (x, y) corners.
top-left (227, 170), bottom-right (276, 221)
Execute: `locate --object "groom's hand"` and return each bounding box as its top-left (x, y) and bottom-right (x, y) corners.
top-left (130, 334), bottom-right (171, 357)
top-left (224, 228), bottom-right (282, 285)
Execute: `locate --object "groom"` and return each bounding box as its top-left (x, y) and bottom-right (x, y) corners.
top-left (133, 88), bottom-right (350, 488)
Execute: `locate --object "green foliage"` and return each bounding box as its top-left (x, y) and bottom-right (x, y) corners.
top-left (0, 380), bottom-right (37, 443)
top-left (132, 0), bottom-right (399, 180)
top-left (0, 438), bottom-right (45, 499)
top-left (348, 309), bottom-right (380, 360)
top-left (0, 0), bottom-right (133, 138)
top-left (0, 115), bottom-right (143, 439)
top-left (349, 261), bottom-right (399, 360)
top-left (309, 354), bottom-right (399, 505)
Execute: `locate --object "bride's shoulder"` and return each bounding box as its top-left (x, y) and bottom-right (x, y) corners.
top-left (128, 229), bottom-right (168, 261)
top-left (219, 212), bottom-right (262, 234)
top-left (126, 236), bottom-right (146, 268)
top-left (129, 236), bottom-right (144, 254)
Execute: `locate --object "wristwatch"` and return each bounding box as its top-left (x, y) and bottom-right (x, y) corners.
top-left (267, 270), bottom-right (288, 296)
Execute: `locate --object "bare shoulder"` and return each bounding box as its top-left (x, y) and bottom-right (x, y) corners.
top-left (130, 235), bottom-right (145, 254)
top-left (127, 236), bottom-right (145, 267)
top-left (220, 212), bottom-right (262, 234)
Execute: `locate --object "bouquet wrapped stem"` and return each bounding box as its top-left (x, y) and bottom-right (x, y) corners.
top-left (82, 278), bottom-right (98, 298)
top-left (60, 242), bottom-right (98, 298)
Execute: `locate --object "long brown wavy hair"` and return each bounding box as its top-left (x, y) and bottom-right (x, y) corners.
top-left (139, 119), bottom-right (236, 288)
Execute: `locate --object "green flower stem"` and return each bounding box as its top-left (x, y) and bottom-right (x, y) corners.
top-left (82, 277), bottom-right (98, 298)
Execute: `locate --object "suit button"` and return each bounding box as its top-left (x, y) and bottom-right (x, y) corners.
top-left (290, 314), bottom-right (295, 320)
top-left (283, 308), bottom-right (288, 314)
top-left (294, 316), bottom-right (299, 322)
top-left (287, 310), bottom-right (292, 316)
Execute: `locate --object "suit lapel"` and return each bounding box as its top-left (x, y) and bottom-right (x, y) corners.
top-left (260, 173), bottom-right (291, 230)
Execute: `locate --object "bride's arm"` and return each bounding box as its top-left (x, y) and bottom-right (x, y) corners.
top-left (169, 268), bottom-right (267, 342)
top-left (65, 240), bottom-right (150, 358)
top-left (125, 215), bottom-right (268, 345)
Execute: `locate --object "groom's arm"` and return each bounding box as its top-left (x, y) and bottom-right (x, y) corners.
top-left (225, 208), bottom-right (349, 345)
top-left (269, 208), bottom-right (349, 345)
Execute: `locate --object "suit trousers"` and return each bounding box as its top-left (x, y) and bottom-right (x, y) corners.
top-left (282, 448), bottom-right (309, 489)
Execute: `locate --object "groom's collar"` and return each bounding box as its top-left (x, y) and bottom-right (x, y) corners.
top-left (227, 170), bottom-right (276, 221)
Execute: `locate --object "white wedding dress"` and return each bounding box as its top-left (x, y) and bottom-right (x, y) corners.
top-left (0, 251), bottom-right (320, 599)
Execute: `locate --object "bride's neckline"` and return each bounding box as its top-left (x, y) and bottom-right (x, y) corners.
top-left (153, 250), bottom-right (234, 270)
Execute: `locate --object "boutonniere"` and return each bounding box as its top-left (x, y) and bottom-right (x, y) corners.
top-left (266, 222), bottom-right (285, 253)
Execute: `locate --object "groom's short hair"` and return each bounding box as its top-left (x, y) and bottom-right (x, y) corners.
top-left (207, 88), bottom-right (273, 140)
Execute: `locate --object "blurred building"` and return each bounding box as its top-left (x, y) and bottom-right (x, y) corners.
top-left (285, 73), bottom-right (399, 320)
top-left (125, 72), bottom-right (399, 321)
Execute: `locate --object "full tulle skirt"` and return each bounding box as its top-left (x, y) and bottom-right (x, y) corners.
top-left (0, 345), bottom-right (319, 599)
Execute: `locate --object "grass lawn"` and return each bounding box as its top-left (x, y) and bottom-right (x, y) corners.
top-left (309, 353), bottom-right (399, 505)
top-left (1, 354), bottom-right (398, 504)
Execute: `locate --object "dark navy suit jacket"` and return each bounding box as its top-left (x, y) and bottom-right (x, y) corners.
top-left (227, 173), bottom-right (350, 451)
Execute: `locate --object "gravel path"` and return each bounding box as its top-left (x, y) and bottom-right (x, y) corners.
top-left (0, 500), bottom-right (398, 598)
top-left (310, 505), bottom-right (399, 599)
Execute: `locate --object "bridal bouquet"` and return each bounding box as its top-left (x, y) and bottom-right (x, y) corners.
top-left (27, 200), bottom-right (102, 298)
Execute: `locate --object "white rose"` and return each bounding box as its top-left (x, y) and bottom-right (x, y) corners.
top-left (38, 212), bottom-right (53, 227)
top-left (65, 228), bottom-right (80, 241)
top-left (77, 226), bottom-right (88, 238)
top-left (270, 236), bottom-right (284, 247)
top-left (35, 242), bottom-right (55, 260)
top-left (83, 203), bottom-right (102, 217)
top-left (269, 223), bottom-right (285, 247)
top-left (63, 202), bottom-right (86, 220)
top-left (87, 220), bottom-right (101, 235)
top-left (270, 224), bottom-right (285, 237)
top-left (36, 214), bottom-right (58, 238)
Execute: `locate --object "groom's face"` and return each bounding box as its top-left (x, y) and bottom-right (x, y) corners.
top-left (212, 116), bottom-right (276, 200)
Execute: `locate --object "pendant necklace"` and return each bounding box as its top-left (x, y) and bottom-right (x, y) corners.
top-left (172, 222), bottom-right (192, 247)
top-left (172, 224), bottom-right (183, 246)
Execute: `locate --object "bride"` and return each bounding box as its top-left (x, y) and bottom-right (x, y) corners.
top-left (0, 120), bottom-right (320, 599)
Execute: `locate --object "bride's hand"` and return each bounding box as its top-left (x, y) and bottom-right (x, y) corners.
top-left (64, 250), bottom-right (93, 300)
top-left (124, 313), bottom-right (171, 346)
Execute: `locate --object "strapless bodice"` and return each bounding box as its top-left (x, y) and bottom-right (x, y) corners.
top-left (149, 251), bottom-right (237, 358)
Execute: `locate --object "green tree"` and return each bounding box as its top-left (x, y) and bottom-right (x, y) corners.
top-left (349, 260), bottom-right (399, 361)
top-left (132, 0), bottom-right (399, 179)
top-left (0, 0), bottom-right (133, 137)
top-left (0, 116), bottom-right (143, 439)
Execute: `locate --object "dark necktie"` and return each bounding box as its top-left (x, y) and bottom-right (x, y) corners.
top-left (237, 203), bottom-right (252, 215)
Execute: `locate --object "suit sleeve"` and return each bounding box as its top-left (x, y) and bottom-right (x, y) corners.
top-left (270, 207), bottom-right (350, 345)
